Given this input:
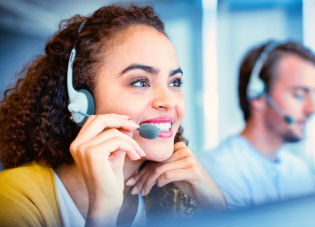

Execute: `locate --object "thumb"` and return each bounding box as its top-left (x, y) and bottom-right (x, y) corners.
top-left (109, 150), bottom-right (126, 171)
top-left (109, 150), bottom-right (126, 189)
top-left (174, 142), bottom-right (187, 151)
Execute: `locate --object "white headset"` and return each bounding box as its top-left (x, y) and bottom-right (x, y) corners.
top-left (67, 20), bottom-right (95, 127)
top-left (246, 41), bottom-right (295, 124)
top-left (246, 41), bottom-right (280, 100)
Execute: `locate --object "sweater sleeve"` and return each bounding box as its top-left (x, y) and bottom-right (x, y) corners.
top-left (0, 195), bottom-right (44, 227)
top-left (0, 162), bottom-right (62, 227)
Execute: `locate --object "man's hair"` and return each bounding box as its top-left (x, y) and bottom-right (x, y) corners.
top-left (238, 41), bottom-right (315, 121)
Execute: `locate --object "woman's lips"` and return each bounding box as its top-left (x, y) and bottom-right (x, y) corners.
top-left (158, 127), bottom-right (173, 138)
top-left (141, 117), bottom-right (173, 124)
top-left (140, 117), bottom-right (174, 138)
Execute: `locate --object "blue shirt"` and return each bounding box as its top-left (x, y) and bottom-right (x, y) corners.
top-left (199, 136), bottom-right (315, 210)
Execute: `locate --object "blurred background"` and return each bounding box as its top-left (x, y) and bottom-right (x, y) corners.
top-left (0, 0), bottom-right (315, 172)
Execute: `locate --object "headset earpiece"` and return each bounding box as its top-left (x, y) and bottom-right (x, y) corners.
top-left (246, 41), bottom-right (296, 125)
top-left (75, 89), bottom-right (95, 127)
top-left (247, 42), bottom-right (280, 100)
top-left (67, 21), bottom-right (95, 127)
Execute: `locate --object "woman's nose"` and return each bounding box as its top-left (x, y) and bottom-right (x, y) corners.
top-left (152, 87), bottom-right (176, 111)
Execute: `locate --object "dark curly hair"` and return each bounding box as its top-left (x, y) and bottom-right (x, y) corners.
top-left (0, 4), bottom-right (197, 218)
top-left (239, 41), bottom-right (315, 121)
top-left (0, 5), bottom-right (168, 169)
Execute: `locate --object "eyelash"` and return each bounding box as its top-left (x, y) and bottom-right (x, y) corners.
top-left (169, 78), bottom-right (183, 87)
top-left (130, 77), bottom-right (150, 87)
top-left (130, 77), bottom-right (183, 88)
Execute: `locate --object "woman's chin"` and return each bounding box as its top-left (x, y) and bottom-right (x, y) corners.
top-left (134, 135), bottom-right (175, 162)
top-left (141, 147), bottom-right (173, 162)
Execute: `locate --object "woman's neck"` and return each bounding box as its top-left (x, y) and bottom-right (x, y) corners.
top-left (54, 156), bottom-right (144, 219)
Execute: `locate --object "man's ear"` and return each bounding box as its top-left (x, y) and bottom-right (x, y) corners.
top-left (249, 96), bottom-right (267, 112)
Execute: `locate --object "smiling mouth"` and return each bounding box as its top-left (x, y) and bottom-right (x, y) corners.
top-left (140, 122), bottom-right (172, 131)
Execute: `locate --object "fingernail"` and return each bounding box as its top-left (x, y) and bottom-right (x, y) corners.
top-left (131, 186), bottom-right (138, 195)
top-left (119, 115), bottom-right (130, 119)
top-left (129, 120), bottom-right (140, 128)
top-left (126, 178), bottom-right (134, 186)
top-left (138, 148), bottom-right (146, 157)
top-left (141, 189), bottom-right (145, 196)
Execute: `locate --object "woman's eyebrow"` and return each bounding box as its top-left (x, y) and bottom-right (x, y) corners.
top-left (121, 64), bottom-right (160, 75)
top-left (170, 67), bottom-right (183, 77)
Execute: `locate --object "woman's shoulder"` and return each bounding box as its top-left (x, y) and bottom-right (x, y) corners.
top-left (0, 162), bottom-right (61, 227)
top-left (0, 161), bottom-right (52, 190)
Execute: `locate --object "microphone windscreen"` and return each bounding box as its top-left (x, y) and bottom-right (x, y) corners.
top-left (139, 124), bottom-right (159, 139)
top-left (284, 115), bottom-right (296, 125)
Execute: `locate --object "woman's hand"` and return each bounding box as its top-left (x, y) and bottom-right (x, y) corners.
top-left (69, 114), bottom-right (146, 226)
top-left (126, 142), bottom-right (226, 211)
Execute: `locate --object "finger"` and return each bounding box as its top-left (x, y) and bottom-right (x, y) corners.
top-left (78, 115), bottom-right (96, 136)
top-left (76, 115), bottom-right (139, 144)
top-left (105, 114), bottom-right (130, 119)
top-left (98, 138), bottom-right (141, 161)
top-left (78, 114), bottom-right (130, 136)
top-left (126, 167), bottom-right (146, 186)
top-left (108, 150), bottom-right (126, 165)
top-left (77, 128), bottom-right (145, 157)
top-left (109, 150), bottom-right (126, 175)
top-left (72, 137), bottom-right (141, 165)
top-left (157, 168), bottom-right (196, 188)
top-left (141, 157), bottom-right (194, 196)
top-left (130, 163), bottom-right (158, 195)
top-left (156, 145), bottom-right (193, 165)
top-left (129, 147), bottom-right (194, 193)
top-left (174, 142), bottom-right (187, 151)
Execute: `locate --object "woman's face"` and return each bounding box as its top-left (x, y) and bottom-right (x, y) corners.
top-left (94, 25), bottom-right (185, 162)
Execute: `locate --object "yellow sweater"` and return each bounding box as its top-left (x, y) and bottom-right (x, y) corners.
top-left (0, 162), bottom-right (196, 227)
top-left (0, 162), bottom-right (62, 227)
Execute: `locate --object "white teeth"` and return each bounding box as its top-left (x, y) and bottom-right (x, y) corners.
top-left (140, 122), bottom-right (172, 131)
top-left (158, 122), bottom-right (172, 131)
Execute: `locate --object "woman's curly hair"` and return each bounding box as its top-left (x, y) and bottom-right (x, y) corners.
top-left (0, 4), bottom-right (197, 217)
top-left (0, 5), bottom-right (167, 169)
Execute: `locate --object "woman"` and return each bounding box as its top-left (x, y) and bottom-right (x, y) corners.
top-left (0, 4), bottom-right (226, 227)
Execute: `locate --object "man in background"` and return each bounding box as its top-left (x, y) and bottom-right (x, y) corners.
top-left (200, 41), bottom-right (315, 209)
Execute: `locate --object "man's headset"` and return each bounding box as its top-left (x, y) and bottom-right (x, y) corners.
top-left (246, 41), bottom-right (296, 125)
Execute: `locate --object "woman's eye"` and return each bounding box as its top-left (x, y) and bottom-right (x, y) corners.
top-left (131, 78), bottom-right (149, 87)
top-left (169, 78), bottom-right (183, 87)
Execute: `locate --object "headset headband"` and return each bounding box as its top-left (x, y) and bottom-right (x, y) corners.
top-left (67, 20), bottom-right (95, 126)
top-left (246, 41), bottom-right (281, 100)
